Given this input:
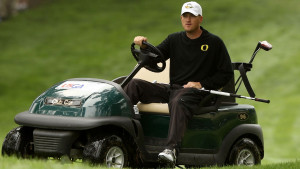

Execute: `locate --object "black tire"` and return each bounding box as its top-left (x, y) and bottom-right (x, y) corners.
top-left (2, 126), bottom-right (34, 158)
top-left (228, 138), bottom-right (261, 166)
top-left (83, 135), bottom-right (129, 168)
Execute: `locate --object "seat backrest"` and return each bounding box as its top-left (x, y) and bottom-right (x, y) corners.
top-left (134, 59), bottom-right (170, 83)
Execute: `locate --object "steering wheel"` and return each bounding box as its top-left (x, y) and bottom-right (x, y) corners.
top-left (131, 41), bottom-right (166, 72)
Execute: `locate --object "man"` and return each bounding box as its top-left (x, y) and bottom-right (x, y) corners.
top-left (124, 1), bottom-right (233, 165)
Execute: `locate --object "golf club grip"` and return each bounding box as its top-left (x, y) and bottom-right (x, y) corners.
top-left (255, 98), bottom-right (270, 103)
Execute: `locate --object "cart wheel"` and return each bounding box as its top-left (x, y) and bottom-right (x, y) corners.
top-left (228, 138), bottom-right (261, 166)
top-left (83, 135), bottom-right (128, 168)
top-left (2, 126), bottom-right (34, 158)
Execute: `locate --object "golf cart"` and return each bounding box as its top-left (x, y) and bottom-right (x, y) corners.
top-left (2, 41), bottom-right (272, 168)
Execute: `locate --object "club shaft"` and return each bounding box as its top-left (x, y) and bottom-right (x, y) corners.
top-left (200, 89), bottom-right (270, 103)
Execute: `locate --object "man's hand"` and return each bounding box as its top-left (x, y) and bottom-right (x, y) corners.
top-left (134, 36), bottom-right (147, 48)
top-left (183, 82), bottom-right (202, 89)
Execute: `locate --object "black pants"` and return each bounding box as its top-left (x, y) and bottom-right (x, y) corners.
top-left (124, 79), bottom-right (208, 150)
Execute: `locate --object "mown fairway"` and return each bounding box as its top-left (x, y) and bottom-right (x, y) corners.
top-left (0, 0), bottom-right (299, 168)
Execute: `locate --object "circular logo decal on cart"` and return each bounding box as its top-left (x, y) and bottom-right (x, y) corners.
top-left (238, 113), bottom-right (249, 121)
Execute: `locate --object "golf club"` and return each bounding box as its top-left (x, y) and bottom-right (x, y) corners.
top-left (199, 88), bottom-right (270, 103)
top-left (235, 41), bottom-right (273, 94)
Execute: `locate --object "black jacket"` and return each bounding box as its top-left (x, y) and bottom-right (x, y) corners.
top-left (157, 27), bottom-right (233, 90)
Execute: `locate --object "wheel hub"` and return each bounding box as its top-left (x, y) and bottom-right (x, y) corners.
top-left (237, 149), bottom-right (255, 166)
top-left (106, 146), bottom-right (124, 168)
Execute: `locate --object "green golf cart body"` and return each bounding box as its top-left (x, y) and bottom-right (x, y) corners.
top-left (2, 43), bottom-right (265, 168)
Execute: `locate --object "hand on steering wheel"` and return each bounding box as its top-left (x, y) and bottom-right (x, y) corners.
top-left (131, 41), bottom-right (166, 72)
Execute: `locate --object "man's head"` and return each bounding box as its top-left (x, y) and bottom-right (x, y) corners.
top-left (181, 1), bottom-right (203, 34)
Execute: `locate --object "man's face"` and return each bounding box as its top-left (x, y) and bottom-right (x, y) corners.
top-left (181, 12), bottom-right (203, 33)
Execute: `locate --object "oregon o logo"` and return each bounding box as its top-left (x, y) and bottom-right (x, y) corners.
top-left (201, 44), bottom-right (209, 51)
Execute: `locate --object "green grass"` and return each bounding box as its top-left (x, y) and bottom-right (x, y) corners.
top-left (1, 0), bottom-right (300, 168)
top-left (0, 156), bottom-right (300, 169)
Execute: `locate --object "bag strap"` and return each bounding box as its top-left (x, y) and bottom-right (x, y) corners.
top-left (238, 63), bottom-right (256, 97)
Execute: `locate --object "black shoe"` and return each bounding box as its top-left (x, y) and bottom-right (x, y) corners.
top-left (158, 149), bottom-right (176, 166)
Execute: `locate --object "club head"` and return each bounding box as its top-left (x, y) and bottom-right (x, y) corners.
top-left (259, 41), bottom-right (272, 51)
